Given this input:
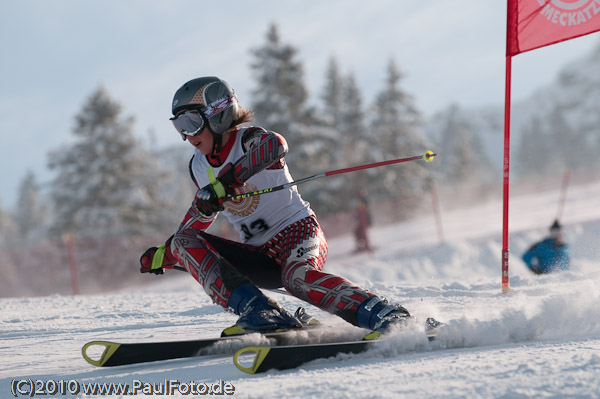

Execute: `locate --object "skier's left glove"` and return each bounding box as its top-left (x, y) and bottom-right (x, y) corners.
top-left (194, 164), bottom-right (242, 216)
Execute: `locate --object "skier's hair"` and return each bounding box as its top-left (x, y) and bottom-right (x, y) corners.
top-left (228, 105), bottom-right (254, 132)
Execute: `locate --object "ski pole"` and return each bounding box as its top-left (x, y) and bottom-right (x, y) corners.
top-left (223, 150), bottom-right (436, 203)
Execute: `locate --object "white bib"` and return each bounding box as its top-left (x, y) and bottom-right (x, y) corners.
top-left (191, 128), bottom-right (314, 245)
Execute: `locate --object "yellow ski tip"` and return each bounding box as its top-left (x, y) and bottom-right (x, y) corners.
top-left (233, 346), bottom-right (271, 374)
top-left (423, 151), bottom-right (436, 162)
top-left (221, 325), bottom-right (289, 337)
top-left (362, 331), bottom-right (383, 341)
top-left (221, 325), bottom-right (247, 337)
top-left (81, 341), bottom-right (121, 367)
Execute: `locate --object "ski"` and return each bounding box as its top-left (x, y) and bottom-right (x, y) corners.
top-left (82, 316), bottom-right (442, 369)
top-left (234, 340), bottom-right (372, 374)
top-left (81, 328), bottom-right (320, 367)
top-left (233, 319), bottom-right (441, 374)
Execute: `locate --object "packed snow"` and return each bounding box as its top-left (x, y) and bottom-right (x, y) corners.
top-left (2, 180), bottom-right (600, 399)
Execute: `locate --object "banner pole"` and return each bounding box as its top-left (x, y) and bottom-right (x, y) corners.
top-left (502, 55), bottom-right (512, 294)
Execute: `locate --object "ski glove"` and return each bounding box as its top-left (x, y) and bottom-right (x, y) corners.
top-left (139, 245), bottom-right (167, 275)
top-left (194, 164), bottom-right (242, 216)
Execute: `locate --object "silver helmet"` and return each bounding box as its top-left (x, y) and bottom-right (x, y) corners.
top-left (171, 76), bottom-right (238, 136)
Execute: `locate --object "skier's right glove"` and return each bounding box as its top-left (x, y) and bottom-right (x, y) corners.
top-left (140, 245), bottom-right (167, 275)
top-left (140, 236), bottom-right (176, 275)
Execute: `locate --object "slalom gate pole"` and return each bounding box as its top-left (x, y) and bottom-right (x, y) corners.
top-left (222, 150), bottom-right (436, 203)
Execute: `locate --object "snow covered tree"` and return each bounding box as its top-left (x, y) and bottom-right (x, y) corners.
top-left (514, 43), bottom-right (600, 180)
top-left (368, 59), bottom-right (429, 202)
top-left (515, 115), bottom-right (554, 179)
top-left (250, 23), bottom-right (308, 147)
top-left (47, 86), bottom-right (169, 238)
top-left (340, 72), bottom-right (372, 199)
top-left (316, 56), bottom-right (347, 211)
top-left (0, 199), bottom-right (17, 249)
top-left (249, 23), bottom-right (333, 212)
top-left (319, 57), bottom-right (371, 209)
top-left (515, 103), bottom-right (588, 180)
top-left (14, 170), bottom-right (47, 244)
top-left (432, 104), bottom-right (496, 188)
top-left (544, 102), bottom-right (591, 173)
top-left (321, 56), bottom-right (345, 131)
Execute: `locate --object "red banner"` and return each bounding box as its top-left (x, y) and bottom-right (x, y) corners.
top-left (507, 0), bottom-right (600, 56)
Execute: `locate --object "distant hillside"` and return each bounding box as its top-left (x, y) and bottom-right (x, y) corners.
top-left (424, 39), bottom-right (600, 182)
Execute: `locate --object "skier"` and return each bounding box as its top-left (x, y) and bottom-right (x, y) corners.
top-left (139, 76), bottom-right (410, 337)
top-left (522, 220), bottom-right (570, 274)
top-left (353, 193), bottom-right (373, 253)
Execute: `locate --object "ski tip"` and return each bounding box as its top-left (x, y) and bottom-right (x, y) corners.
top-left (423, 151), bottom-right (436, 162)
top-left (233, 346), bottom-right (271, 374)
top-left (81, 341), bottom-right (121, 367)
top-left (362, 331), bottom-right (384, 341)
top-left (221, 325), bottom-right (247, 337)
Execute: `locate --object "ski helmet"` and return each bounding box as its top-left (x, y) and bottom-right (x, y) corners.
top-left (171, 76), bottom-right (239, 136)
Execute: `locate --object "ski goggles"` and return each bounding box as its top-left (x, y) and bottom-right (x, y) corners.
top-left (170, 109), bottom-right (207, 140)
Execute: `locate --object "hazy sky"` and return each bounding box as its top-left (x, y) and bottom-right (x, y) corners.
top-left (1, 0), bottom-right (599, 209)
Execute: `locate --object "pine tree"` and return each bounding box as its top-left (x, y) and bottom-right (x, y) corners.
top-left (368, 59), bottom-right (429, 203)
top-left (14, 170), bottom-right (47, 244)
top-left (433, 104), bottom-right (496, 187)
top-left (340, 72), bottom-right (372, 199)
top-left (321, 56), bottom-right (345, 131)
top-left (546, 103), bottom-right (580, 172)
top-left (250, 23), bottom-right (308, 141)
top-left (317, 56), bottom-right (347, 211)
top-left (515, 113), bottom-right (555, 180)
top-left (320, 57), bottom-right (371, 209)
top-left (0, 199), bottom-right (17, 250)
top-left (47, 86), bottom-right (168, 238)
top-left (515, 104), bottom-right (581, 180)
top-left (249, 23), bottom-right (333, 212)
top-left (0, 199), bottom-right (19, 297)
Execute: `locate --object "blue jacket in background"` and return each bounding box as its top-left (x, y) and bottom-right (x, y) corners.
top-left (522, 238), bottom-right (570, 274)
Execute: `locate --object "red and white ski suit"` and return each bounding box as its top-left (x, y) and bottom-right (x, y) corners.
top-left (163, 126), bottom-right (374, 325)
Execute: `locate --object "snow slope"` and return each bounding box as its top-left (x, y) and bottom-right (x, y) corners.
top-left (2, 181), bottom-right (600, 398)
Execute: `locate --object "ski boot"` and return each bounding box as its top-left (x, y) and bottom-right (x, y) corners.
top-left (424, 317), bottom-right (444, 339)
top-left (356, 296), bottom-right (412, 340)
top-left (221, 282), bottom-right (302, 337)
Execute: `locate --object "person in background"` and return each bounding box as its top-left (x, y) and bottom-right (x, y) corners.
top-left (522, 220), bottom-right (570, 274)
top-left (353, 193), bottom-right (373, 253)
top-left (138, 76), bottom-right (416, 338)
